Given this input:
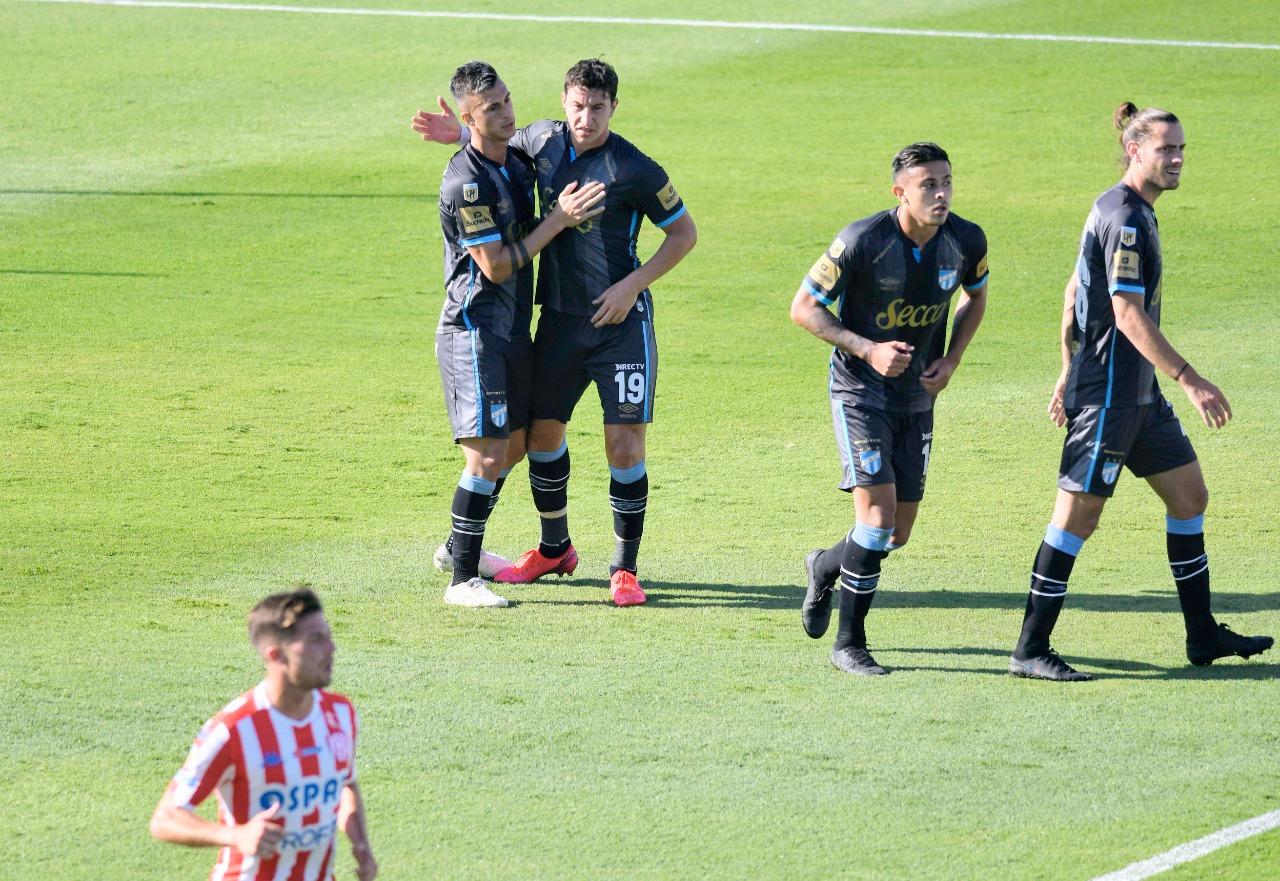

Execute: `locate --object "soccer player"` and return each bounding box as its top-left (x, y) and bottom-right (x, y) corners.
top-left (414, 59), bottom-right (697, 606)
top-left (1009, 104), bottom-right (1273, 680)
top-left (790, 143), bottom-right (989, 675)
top-left (432, 61), bottom-right (605, 608)
top-left (149, 588), bottom-right (378, 881)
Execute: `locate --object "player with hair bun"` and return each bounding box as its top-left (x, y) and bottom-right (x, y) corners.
top-left (1009, 103), bottom-right (1273, 681)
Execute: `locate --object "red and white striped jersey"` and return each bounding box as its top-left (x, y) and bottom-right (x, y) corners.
top-left (168, 683), bottom-right (358, 881)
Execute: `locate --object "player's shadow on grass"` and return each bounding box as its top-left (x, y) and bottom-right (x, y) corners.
top-left (892, 646), bottom-right (1280, 681)
top-left (875, 588), bottom-right (1280, 614)
top-left (507, 580), bottom-right (802, 609)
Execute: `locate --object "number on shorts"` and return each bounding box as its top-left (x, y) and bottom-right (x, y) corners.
top-left (921, 441), bottom-right (932, 477)
top-left (614, 371), bottom-right (645, 404)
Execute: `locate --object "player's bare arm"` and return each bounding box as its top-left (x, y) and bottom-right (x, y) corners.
top-left (150, 792), bottom-right (282, 857)
top-left (469, 180), bottom-right (606, 284)
top-left (1049, 271), bottom-right (1078, 427)
top-left (1112, 292), bottom-right (1231, 428)
top-left (920, 281), bottom-right (988, 395)
top-left (339, 782), bottom-right (378, 881)
top-left (590, 212), bottom-right (697, 327)
top-left (789, 288), bottom-right (913, 377)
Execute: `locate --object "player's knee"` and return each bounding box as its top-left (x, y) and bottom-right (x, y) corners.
top-left (605, 434), bottom-right (645, 468)
top-left (1169, 484), bottom-right (1208, 520)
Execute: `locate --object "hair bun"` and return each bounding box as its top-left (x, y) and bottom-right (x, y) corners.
top-left (1113, 101), bottom-right (1139, 131)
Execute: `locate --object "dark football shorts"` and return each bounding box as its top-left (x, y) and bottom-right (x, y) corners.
top-left (531, 309), bottom-right (657, 425)
top-left (1058, 395), bottom-right (1197, 497)
top-left (831, 400), bottom-right (935, 502)
top-left (435, 327), bottom-right (532, 442)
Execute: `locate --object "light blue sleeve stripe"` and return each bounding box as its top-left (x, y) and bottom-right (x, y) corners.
top-left (1109, 282), bottom-right (1145, 295)
top-left (964, 274), bottom-right (990, 291)
top-left (655, 205), bottom-right (687, 228)
top-left (804, 279), bottom-right (835, 306)
top-left (461, 232), bottom-right (503, 247)
top-left (1166, 514), bottom-right (1204, 535)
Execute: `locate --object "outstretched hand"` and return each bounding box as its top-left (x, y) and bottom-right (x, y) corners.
top-left (550, 180), bottom-right (607, 229)
top-left (411, 97), bottom-right (463, 144)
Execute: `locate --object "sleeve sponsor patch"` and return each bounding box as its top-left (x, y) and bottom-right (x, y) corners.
top-left (1112, 249), bottom-right (1140, 280)
top-left (460, 205), bottom-right (496, 234)
top-left (828, 238), bottom-right (846, 259)
top-left (656, 181), bottom-right (680, 211)
top-left (809, 254), bottom-right (841, 290)
top-left (975, 255), bottom-right (988, 277)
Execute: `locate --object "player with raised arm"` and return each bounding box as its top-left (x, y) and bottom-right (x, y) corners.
top-left (431, 61), bottom-right (605, 607)
top-left (414, 59), bottom-right (697, 606)
top-left (150, 588), bottom-right (377, 881)
top-left (1009, 104), bottom-right (1273, 681)
top-left (790, 143), bottom-right (989, 675)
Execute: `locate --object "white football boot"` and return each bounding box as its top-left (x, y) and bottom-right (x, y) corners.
top-left (443, 577), bottom-right (509, 608)
top-left (433, 543), bottom-right (512, 579)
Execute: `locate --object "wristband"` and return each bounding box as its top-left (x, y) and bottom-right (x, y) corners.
top-left (1174, 362), bottom-right (1189, 381)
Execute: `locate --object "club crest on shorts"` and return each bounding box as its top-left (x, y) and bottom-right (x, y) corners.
top-left (462, 182), bottom-right (479, 203)
top-left (859, 449), bottom-right (882, 476)
top-left (490, 402), bottom-right (507, 428)
top-left (1101, 460), bottom-right (1120, 485)
top-left (938, 268), bottom-right (958, 290)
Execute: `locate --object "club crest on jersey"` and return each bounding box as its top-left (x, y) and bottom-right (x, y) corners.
top-left (327, 730), bottom-right (352, 764)
top-left (462, 182), bottom-right (479, 203)
top-left (1102, 461), bottom-right (1121, 485)
top-left (859, 449), bottom-right (882, 476)
top-left (490, 403), bottom-right (507, 428)
top-left (938, 268), bottom-right (958, 290)
top-left (1121, 226), bottom-right (1137, 247)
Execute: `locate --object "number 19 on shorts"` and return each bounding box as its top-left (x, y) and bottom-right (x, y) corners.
top-left (614, 370), bottom-right (645, 404)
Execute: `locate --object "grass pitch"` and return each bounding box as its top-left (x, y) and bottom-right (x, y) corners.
top-left (2, 1), bottom-right (1279, 879)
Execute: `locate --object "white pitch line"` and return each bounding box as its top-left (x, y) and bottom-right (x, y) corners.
top-left (1089, 808), bottom-right (1280, 881)
top-left (24, 0), bottom-right (1280, 52)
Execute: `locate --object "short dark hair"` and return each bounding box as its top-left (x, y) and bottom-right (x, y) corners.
top-left (247, 587), bottom-right (323, 648)
top-left (564, 58), bottom-right (618, 101)
top-left (891, 142), bottom-right (950, 180)
top-left (1113, 101), bottom-right (1179, 168)
top-left (450, 60), bottom-right (501, 103)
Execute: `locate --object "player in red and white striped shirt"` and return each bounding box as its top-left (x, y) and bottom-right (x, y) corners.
top-left (151, 589), bottom-right (377, 881)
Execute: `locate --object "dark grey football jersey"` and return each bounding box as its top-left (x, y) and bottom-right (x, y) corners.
top-left (802, 209), bottom-right (989, 412)
top-left (1064, 183), bottom-right (1163, 408)
top-left (438, 143), bottom-right (537, 341)
top-left (511, 120), bottom-right (686, 321)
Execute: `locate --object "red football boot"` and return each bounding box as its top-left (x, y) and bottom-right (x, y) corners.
top-left (493, 545), bottom-right (578, 584)
top-left (609, 570), bottom-right (647, 606)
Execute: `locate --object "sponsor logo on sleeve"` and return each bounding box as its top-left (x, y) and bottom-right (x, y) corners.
top-left (460, 206), bottom-right (496, 234)
top-left (828, 238), bottom-right (846, 259)
top-left (462, 182), bottom-right (479, 203)
top-left (809, 255), bottom-right (840, 290)
top-left (1112, 249), bottom-right (1141, 280)
top-left (1120, 226), bottom-right (1137, 246)
top-left (656, 181), bottom-right (680, 210)
top-left (975, 255), bottom-right (988, 277)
